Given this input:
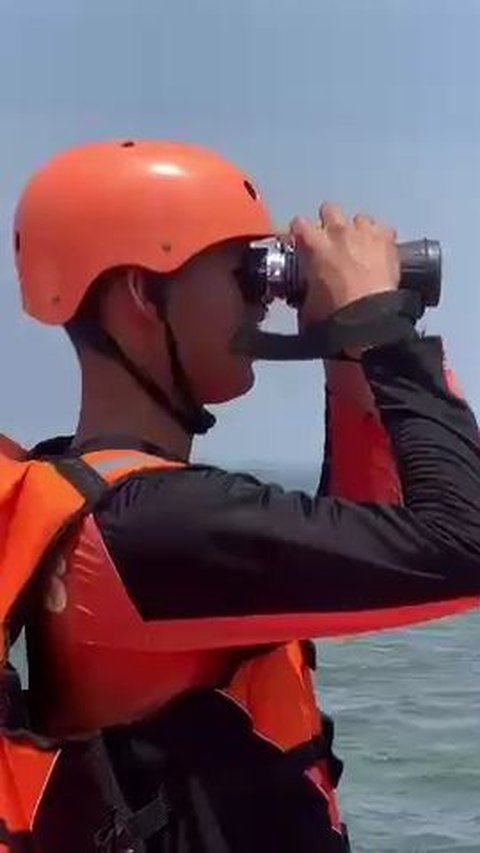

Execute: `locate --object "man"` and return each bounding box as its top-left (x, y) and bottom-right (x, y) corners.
top-left (4, 139), bottom-right (480, 852)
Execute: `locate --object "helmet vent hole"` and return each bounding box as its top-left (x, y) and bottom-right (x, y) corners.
top-left (14, 231), bottom-right (20, 253)
top-left (243, 180), bottom-right (258, 201)
top-left (121, 140), bottom-right (135, 148)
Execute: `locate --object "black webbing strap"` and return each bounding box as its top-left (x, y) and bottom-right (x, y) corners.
top-left (93, 776), bottom-right (231, 851)
top-left (281, 714), bottom-right (344, 790)
top-left (48, 457), bottom-right (109, 508)
top-left (185, 775), bottom-right (231, 852)
top-left (234, 289), bottom-right (422, 361)
top-left (123, 789), bottom-right (171, 843)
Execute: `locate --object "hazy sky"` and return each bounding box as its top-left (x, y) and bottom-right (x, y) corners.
top-left (1, 0), bottom-right (480, 485)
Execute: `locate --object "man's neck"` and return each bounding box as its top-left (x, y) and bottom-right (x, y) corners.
top-left (74, 417), bottom-right (192, 460)
top-left (73, 363), bottom-right (193, 460)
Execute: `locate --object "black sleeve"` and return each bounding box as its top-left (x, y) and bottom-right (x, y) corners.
top-left (96, 336), bottom-right (480, 641)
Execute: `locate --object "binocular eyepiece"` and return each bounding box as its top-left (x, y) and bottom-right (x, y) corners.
top-left (238, 237), bottom-right (442, 310)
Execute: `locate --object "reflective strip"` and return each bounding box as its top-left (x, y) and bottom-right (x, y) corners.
top-left (29, 748), bottom-right (62, 830)
top-left (88, 452), bottom-right (164, 477)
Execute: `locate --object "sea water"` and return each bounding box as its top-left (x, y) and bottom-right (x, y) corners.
top-left (318, 612), bottom-right (480, 852)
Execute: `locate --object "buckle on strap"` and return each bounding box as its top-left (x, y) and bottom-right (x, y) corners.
top-left (126, 789), bottom-right (171, 842)
top-left (94, 787), bottom-right (172, 851)
top-left (283, 726), bottom-right (344, 789)
top-left (284, 734), bottom-right (330, 772)
top-left (94, 807), bottom-right (138, 852)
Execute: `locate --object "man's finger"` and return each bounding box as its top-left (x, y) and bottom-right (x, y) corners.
top-left (353, 213), bottom-right (377, 229)
top-left (319, 202), bottom-right (347, 230)
top-left (290, 216), bottom-right (326, 250)
top-left (384, 225), bottom-right (397, 242)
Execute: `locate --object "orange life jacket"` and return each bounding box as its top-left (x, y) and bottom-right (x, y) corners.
top-left (0, 445), bottom-right (347, 852)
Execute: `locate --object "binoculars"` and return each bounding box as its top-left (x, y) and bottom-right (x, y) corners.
top-left (238, 237), bottom-right (442, 309)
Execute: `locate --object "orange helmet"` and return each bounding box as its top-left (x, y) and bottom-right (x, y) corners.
top-left (14, 140), bottom-right (273, 324)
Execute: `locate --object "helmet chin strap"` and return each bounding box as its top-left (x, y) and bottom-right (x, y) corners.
top-left (77, 319), bottom-right (216, 437)
top-left (162, 320), bottom-right (217, 435)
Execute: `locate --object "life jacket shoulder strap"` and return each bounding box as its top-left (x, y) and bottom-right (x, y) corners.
top-left (50, 449), bottom-right (184, 501)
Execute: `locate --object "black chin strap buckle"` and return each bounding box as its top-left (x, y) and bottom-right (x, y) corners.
top-left (191, 408), bottom-right (217, 435)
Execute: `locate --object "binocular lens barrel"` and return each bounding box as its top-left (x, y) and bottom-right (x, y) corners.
top-left (240, 238), bottom-right (442, 309)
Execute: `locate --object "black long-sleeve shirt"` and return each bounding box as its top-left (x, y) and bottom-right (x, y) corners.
top-left (35, 335), bottom-right (480, 642)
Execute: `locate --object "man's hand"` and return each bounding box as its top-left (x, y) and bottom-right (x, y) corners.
top-left (291, 202), bottom-right (401, 327)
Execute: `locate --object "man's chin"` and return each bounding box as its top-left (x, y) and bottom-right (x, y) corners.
top-left (203, 363), bottom-right (255, 405)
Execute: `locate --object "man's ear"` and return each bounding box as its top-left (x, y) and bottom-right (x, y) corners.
top-left (126, 269), bottom-right (165, 323)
